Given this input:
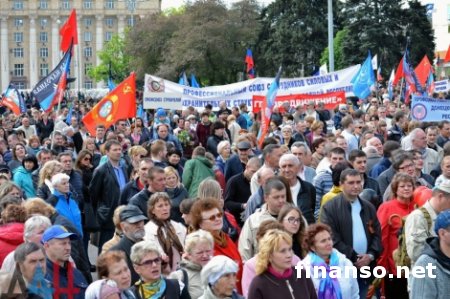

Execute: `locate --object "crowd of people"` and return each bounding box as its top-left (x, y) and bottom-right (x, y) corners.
top-left (0, 92), bottom-right (449, 299)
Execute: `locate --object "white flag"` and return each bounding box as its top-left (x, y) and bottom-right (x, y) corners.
top-left (372, 54), bottom-right (378, 70)
top-left (319, 64), bottom-right (328, 75)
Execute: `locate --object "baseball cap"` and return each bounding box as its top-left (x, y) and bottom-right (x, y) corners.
top-left (41, 225), bottom-right (78, 244)
top-left (237, 141), bottom-right (251, 150)
top-left (119, 205), bottom-right (148, 224)
top-left (0, 164), bottom-right (10, 173)
top-left (434, 179), bottom-right (450, 194)
top-left (434, 209), bottom-right (450, 235)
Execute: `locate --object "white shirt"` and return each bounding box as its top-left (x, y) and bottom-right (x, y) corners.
top-left (290, 180), bottom-right (301, 206)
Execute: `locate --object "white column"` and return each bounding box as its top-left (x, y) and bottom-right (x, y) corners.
top-left (0, 16), bottom-right (9, 91)
top-left (51, 16), bottom-right (60, 69)
top-left (96, 15), bottom-right (104, 88)
top-left (29, 17), bottom-right (38, 87)
top-left (118, 15), bottom-right (126, 38)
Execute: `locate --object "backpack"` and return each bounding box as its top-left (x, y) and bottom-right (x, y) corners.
top-left (392, 207), bottom-right (432, 268)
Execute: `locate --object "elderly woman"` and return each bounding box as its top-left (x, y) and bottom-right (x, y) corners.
top-left (166, 149), bottom-right (184, 179)
top-left (190, 198), bottom-right (243, 293)
top-left (199, 255), bottom-right (243, 299)
top-left (13, 154), bottom-right (38, 198)
top-left (300, 223), bottom-right (359, 299)
top-left (86, 251), bottom-right (135, 299)
top-left (169, 230), bottom-right (214, 298)
top-left (1, 215), bottom-right (51, 272)
top-left (281, 126), bottom-right (295, 147)
top-left (36, 160), bottom-right (63, 200)
top-left (278, 204), bottom-right (307, 259)
top-left (242, 220), bottom-right (302, 297)
top-left (164, 166), bottom-right (189, 223)
top-left (377, 173), bottom-right (415, 298)
top-left (247, 229), bottom-right (317, 299)
top-left (130, 241), bottom-right (190, 299)
top-left (215, 140), bottom-right (231, 175)
top-left (47, 173), bottom-right (83, 236)
top-left (144, 192), bottom-right (186, 273)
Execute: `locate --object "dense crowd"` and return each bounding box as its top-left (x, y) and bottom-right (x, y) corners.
top-left (0, 91), bottom-right (450, 299)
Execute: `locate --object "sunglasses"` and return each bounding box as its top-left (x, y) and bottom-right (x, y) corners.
top-left (139, 257), bottom-right (161, 267)
top-left (82, 157), bottom-right (91, 161)
top-left (202, 212), bottom-right (223, 222)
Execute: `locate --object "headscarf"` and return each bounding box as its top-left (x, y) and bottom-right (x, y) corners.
top-left (309, 250), bottom-right (343, 299)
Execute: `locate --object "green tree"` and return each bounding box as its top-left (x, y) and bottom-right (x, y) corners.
top-left (125, 0), bottom-right (261, 85)
top-left (320, 28), bottom-right (348, 71)
top-left (88, 34), bottom-right (131, 83)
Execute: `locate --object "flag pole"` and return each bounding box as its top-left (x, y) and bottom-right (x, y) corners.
top-left (398, 78), bottom-right (404, 108)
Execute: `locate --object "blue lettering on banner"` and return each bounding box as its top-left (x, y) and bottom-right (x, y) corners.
top-left (412, 95), bottom-right (450, 122)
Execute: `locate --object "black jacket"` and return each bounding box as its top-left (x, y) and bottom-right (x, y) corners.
top-left (50, 213), bottom-right (92, 283)
top-left (45, 258), bottom-right (87, 299)
top-left (224, 172), bottom-right (251, 226)
top-left (129, 188), bottom-right (153, 217)
top-left (166, 186), bottom-right (189, 223)
top-left (36, 119), bottom-right (54, 141)
top-left (363, 174), bottom-right (382, 209)
top-left (110, 235), bottom-right (140, 284)
top-left (294, 177), bottom-right (317, 224)
top-left (120, 178), bottom-right (142, 205)
top-left (131, 278), bottom-right (190, 299)
top-left (320, 193), bottom-right (382, 265)
top-left (89, 161), bottom-right (129, 230)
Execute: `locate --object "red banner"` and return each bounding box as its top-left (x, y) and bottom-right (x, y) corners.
top-left (252, 91), bottom-right (345, 113)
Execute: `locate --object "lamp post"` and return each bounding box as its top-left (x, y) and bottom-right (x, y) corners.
top-left (328, 0), bottom-right (334, 72)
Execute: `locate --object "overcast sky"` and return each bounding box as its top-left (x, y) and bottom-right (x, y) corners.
top-left (161, 0), bottom-right (274, 10)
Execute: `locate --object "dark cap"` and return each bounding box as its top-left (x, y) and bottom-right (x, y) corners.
top-left (0, 164), bottom-right (10, 173)
top-left (435, 209), bottom-right (450, 235)
top-left (119, 205), bottom-right (148, 224)
top-left (237, 141), bottom-right (251, 150)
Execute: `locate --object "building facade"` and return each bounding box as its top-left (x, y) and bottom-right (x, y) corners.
top-left (0, 0), bottom-right (160, 91)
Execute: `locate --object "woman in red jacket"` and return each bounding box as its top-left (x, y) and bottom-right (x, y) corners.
top-left (190, 197), bottom-right (243, 294)
top-left (0, 204), bottom-right (26, 266)
top-left (377, 173), bottom-right (416, 299)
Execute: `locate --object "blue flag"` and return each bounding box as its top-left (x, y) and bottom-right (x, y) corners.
top-left (351, 52), bottom-right (375, 99)
top-left (65, 104), bottom-right (73, 124)
top-left (178, 71), bottom-right (189, 86)
top-left (31, 44), bottom-right (72, 111)
top-left (191, 74), bottom-right (200, 88)
top-left (107, 77), bottom-right (116, 91)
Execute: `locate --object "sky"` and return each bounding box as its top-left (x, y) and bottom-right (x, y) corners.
top-left (161, 0), bottom-right (275, 10)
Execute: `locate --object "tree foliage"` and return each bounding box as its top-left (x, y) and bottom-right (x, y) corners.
top-left (320, 28), bottom-right (348, 71)
top-left (125, 0), bottom-right (261, 85)
top-left (87, 33), bottom-right (131, 83)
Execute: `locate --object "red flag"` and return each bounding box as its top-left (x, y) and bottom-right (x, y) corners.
top-left (392, 57), bottom-right (403, 86)
top-left (445, 45), bottom-right (450, 63)
top-left (414, 55), bottom-right (433, 86)
top-left (59, 9), bottom-right (78, 52)
top-left (82, 73), bottom-right (136, 135)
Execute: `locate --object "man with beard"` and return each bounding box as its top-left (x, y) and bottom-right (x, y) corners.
top-left (109, 205), bottom-right (147, 284)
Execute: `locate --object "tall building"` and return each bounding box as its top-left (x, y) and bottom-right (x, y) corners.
top-left (420, 1), bottom-right (450, 57)
top-left (0, 0), bottom-right (160, 91)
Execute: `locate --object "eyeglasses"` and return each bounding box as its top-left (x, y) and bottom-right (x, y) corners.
top-left (202, 212), bottom-right (223, 221)
top-left (138, 257), bottom-right (161, 267)
top-left (286, 217), bottom-right (301, 224)
top-left (399, 163), bottom-right (414, 170)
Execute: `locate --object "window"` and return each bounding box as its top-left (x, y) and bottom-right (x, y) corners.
top-left (40, 63), bottom-right (49, 77)
top-left (39, 0), bottom-right (48, 9)
top-left (127, 17), bottom-right (134, 27)
top-left (14, 18), bottom-right (23, 27)
top-left (15, 82), bottom-right (26, 89)
top-left (13, 1), bottom-right (23, 10)
top-left (105, 32), bottom-right (113, 41)
top-left (13, 64), bottom-right (24, 77)
top-left (84, 18), bottom-right (92, 27)
top-left (61, 0), bottom-right (70, 10)
top-left (84, 32), bottom-right (92, 42)
top-left (105, 18), bottom-right (114, 27)
top-left (83, 0), bottom-right (92, 9)
top-left (84, 47), bottom-right (92, 57)
top-left (84, 63), bottom-right (92, 75)
top-left (13, 48), bottom-right (23, 58)
top-left (105, 0), bottom-right (115, 9)
top-left (14, 32), bottom-right (23, 43)
top-left (39, 32), bottom-right (48, 42)
top-left (39, 48), bottom-right (48, 58)
top-left (40, 18), bottom-right (48, 28)
top-left (84, 81), bottom-right (93, 89)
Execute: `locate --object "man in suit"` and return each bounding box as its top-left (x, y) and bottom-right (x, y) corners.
top-left (90, 140), bottom-right (129, 253)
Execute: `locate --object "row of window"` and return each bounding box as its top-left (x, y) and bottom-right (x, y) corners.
top-left (14, 17), bottom-right (119, 28)
top-left (13, 0), bottom-right (117, 10)
top-left (13, 31), bottom-right (114, 43)
top-left (13, 46), bottom-right (94, 58)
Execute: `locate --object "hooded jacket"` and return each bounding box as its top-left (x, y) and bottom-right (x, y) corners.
top-left (410, 237), bottom-right (450, 299)
top-left (0, 223), bottom-right (24, 267)
top-left (182, 156), bottom-right (214, 198)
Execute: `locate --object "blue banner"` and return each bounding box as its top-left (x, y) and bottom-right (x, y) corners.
top-left (411, 95), bottom-right (450, 121)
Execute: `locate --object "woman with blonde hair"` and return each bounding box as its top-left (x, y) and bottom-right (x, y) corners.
top-left (305, 120), bottom-right (325, 148)
top-left (36, 160), bottom-right (63, 200)
top-left (164, 166), bottom-right (188, 223)
top-left (227, 114), bottom-right (241, 145)
top-left (128, 145), bottom-right (148, 178)
top-left (82, 137), bottom-right (102, 168)
top-left (247, 229), bottom-right (317, 299)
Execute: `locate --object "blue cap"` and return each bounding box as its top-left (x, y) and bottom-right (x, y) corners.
top-left (156, 108), bottom-right (166, 118)
top-left (434, 209), bottom-right (450, 235)
top-left (41, 225), bottom-right (78, 244)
